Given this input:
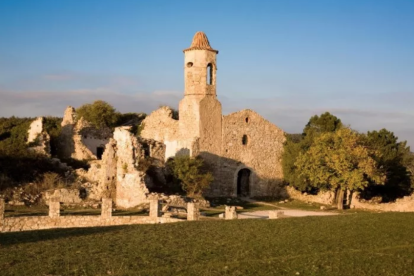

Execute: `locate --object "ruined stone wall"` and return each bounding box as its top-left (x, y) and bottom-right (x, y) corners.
top-left (58, 106), bottom-right (112, 160)
top-left (59, 106), bottom-right (76, 159)
top-left (218, 109), bottom-right (286, 197)
top-left (27, 117), bottom-right (43, 143)
top-left (113, 127), bottom-right (149, 208)
top-left (72, 117), bottom-right (112, 160)
top-left (0, 199), bottom-right (182, 233)
top-left (350, 193), bottom-right (414, 212)
top-left (27, 117), bottom-right (51, 156)
top-left (141, 106), bottom-right (179, 160)
top-left (285, 186), bottom-right (335, 205)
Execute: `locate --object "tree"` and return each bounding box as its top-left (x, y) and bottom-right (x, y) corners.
top-left (76, 100), bottom-right (119, 129)
top-left (167, 156), bottom-right (213, 197)
top-left (282, 112), bottom-right (342, 192)
top-left (362, 129), bottom-right (413, 201)
top-left (295, 128), bottom-right (386, 209)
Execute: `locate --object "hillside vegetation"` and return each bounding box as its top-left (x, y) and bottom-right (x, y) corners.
top-left (283, 112), bottom-right (414, 208)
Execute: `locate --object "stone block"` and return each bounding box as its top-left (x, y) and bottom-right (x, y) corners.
top-left (187, 202), bottom-right (199, 221)
top-left (268, 210), bottom-right (284, 219)
top-left (101, 198), bottom-right (112, 218)
top-left (149, 199), bottom-right (162, 218)
top-left (225, 206), bottom-right (237, 220)
top-left (49, 200), bottom-right (60, 218)
top-left (0, 198), bottom-right (5, 225)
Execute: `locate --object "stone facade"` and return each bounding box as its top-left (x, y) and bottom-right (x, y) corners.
top-left (141, 32), bottom-right (286, 198)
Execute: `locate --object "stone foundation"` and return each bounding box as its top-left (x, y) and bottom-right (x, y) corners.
top-left (0, 198), bottom-right (186, 233)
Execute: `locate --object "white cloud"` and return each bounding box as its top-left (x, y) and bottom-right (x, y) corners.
top-left (1, 87), bottom-right (413, 148)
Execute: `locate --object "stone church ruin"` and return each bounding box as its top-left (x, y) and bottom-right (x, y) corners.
top-left (21, 32), bottom-right (287, 209)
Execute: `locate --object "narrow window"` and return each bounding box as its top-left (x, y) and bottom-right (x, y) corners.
top-left (207, 63), bottom-right (213, 85)
top-left (245, 117), bottom-right (249, 123)
top-left (96, 146), bottom-right (104, 160)
top-left (142, 143), bottom-right (150, 157)
top-left (242, 135), bottom-right (248, 145)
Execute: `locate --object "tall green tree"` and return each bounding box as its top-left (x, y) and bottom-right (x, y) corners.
top-left (295, 128), bottom-right (385, 209)
top-left (362, 129), bottom-right (413, 201)
top-left (282, 112), bottom-right (342, 192)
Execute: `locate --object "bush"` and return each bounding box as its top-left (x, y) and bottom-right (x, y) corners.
top-left (167, 156), bottom-right (213, 197)
top-left (76, 100), bottom-right (119, 129)
top-left (0, 117), bottom-right (33, 156)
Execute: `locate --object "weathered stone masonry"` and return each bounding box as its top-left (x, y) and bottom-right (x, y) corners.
top-left (0, 198), bottom-right (184, 233)
top-left (141, 31), bottom-right (286, 198)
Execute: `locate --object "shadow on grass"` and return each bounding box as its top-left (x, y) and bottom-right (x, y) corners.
top-left (0, 225), bottom-right (131, 247)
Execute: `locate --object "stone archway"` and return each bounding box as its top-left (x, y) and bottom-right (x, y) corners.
top-left (237, 168), bottom-right (251, 197)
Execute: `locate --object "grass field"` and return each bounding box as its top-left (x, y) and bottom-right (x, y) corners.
top-left (1, 212), bottom-right (414, 275)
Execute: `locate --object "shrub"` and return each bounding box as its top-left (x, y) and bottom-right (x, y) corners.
top-left (167, 156), bottom-right (213, 197)
top-left (76, 100), bottom-right (118, 129)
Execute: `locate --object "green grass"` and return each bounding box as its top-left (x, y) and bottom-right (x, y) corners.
top-left (1, 213), bottom-right (414, 275)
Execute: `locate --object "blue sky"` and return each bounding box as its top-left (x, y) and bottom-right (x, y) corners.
top-left (1, 0), bottom-right (413, 147)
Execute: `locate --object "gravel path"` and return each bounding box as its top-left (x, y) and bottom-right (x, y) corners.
top-left (237, 209), bottom-right (338, 219)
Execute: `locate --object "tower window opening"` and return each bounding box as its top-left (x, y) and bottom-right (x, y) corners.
top-left (242, 135), bottom-right (248, 145)
top-left (245, 117), bottom-right (249, 123)
top-left (187, 62), bottom-right (193, 68)
top-left (207, 63), bottom-right (213, 85)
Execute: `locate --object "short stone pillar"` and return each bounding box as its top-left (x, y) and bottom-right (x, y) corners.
top-left (101, 198), bottom-right (112, 218)
top-left (150, 199), bottom-right (162, 218)
top-left (49, 198), bottom-right (60, 218)
top-left (0, 198), bottom-right (5, 225)
top-left (187, 202), bottom-right (199, 221)
top-left (268, 210), bottom-right (284, 219)
top-left (225, 206), bottom-right (238, 220)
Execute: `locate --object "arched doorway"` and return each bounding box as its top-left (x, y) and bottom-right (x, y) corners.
top-left (237, 168), bottom-right (251, 197)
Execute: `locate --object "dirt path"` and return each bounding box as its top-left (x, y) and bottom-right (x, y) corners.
top-left (238, 198), bottom-right (338, 219)
top-left (238, 209), bottom-right (338, 219)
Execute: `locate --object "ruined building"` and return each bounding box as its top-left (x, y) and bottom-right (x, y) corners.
top-left (36, 32), bottom-right (286, 208)
top-left (141, 32), bottom-right (286, 198)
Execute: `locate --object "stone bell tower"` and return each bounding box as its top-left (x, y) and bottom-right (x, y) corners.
top-left (179, 32), bottom-right (222, 157)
